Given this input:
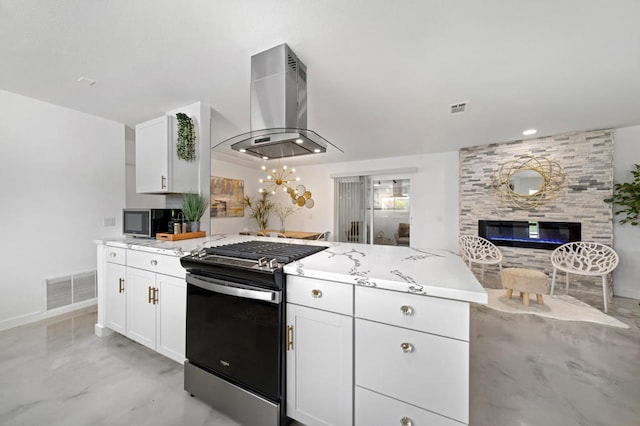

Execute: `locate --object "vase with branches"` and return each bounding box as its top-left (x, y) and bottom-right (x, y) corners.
top-left (274, 204), bottom-right (298, 232)
top-left (605, 163), bottom-right (640, 226)
top-left (243, 192), bottom-right (274, 230)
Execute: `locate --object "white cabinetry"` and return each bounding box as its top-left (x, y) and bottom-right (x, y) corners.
top-left (354, 286), bottom-right (470, 425)
top-left (286, 276), bottom-right (353, 426)
top-left (135, 115), bottom-right (198, 193)
top-left (105, 247), bottom-right (126, 335)
top-left (125, 249), bottom-right (186, 363)
top-left (99, 244), bottom-right (186, 364)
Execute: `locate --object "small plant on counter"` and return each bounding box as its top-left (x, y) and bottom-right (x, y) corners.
top-left (176, 112), bottom-right (196, 162)
top-left (181, 192), bottom-right (209, 232)
top-left (604, 164), bottom-right (640, 226)
top-left (243, 192), bottom-right (274, 230)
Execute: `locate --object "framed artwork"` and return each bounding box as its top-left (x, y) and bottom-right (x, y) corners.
top-left (210, 176), bottom-right (245, 217)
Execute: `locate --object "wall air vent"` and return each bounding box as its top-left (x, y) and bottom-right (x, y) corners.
top-left (45, 270), bottom-right (96, 311)
top-left (450, 101), bottom-right (468, 114)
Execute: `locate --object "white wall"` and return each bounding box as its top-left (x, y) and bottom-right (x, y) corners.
top-left (613, 125), bottom-right (640, 299)
top-left (243, 152), bottom-right (460, 250)
top-left (0, 90), bottom-right (125, 330)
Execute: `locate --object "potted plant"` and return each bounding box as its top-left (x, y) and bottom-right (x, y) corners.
top-left (181, 192), bottom-right (209, 232)
top-left (605, 164), bottom-right (640, 226)
top-left (243, 192), bottom-right (274, 230)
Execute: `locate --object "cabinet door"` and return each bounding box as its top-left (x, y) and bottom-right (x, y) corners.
top-left (135, 116), bottom-right (170, 193)
top-left (105, 262), bottom-right (127, 334)
top-left (156, 274), bottom-right (186, 363)
top-left (126, 267), bottom-right (157, 350)
top-left (286, 304), bottom-right (353, 426)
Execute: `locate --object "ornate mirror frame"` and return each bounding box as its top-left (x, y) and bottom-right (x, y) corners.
top-left (493, 155), bottom-right (565, 209)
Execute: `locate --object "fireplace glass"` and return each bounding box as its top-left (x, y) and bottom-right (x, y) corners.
top-left (478, 220), bottom-right (581, 250)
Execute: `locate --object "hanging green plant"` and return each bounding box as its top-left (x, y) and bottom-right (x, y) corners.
top-left (175, 112), bottom-right (196, 162)
top-left (604, 164), bottom-right (640, 226)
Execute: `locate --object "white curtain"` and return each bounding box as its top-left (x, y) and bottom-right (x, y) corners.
top-left (334, 176), bottom-right (369, 243)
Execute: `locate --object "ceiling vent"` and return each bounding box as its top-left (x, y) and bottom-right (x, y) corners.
top-left (450, 101), bottom-right (468, 114)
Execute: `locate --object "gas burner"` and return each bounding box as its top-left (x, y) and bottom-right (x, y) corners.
top-left (204, 241), bottom-right (327, 264)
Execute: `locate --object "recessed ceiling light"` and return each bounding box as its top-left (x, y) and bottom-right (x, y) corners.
top-left (522, 129), bottom-right (537, 136)
top-left (295, 138), bottom-right (303, 144)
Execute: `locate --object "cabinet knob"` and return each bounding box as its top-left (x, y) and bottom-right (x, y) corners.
top-left (400, 342), bottom-right (413, 353)
top-left (311, 289), bottom-right (323, 298)
top-left (400, 416), bottom-right (413, 426)
top-left (109, 252), bottom-right (116, 258)
top-left (400, 305), bottom-right (413, 316)
top-left (150, 259), bottom-right (158, 266)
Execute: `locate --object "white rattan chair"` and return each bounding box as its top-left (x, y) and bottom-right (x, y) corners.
top-left (458, 235), bottom-right (503, 285)
top-left (267, 232), bottom-right (287, 238)
top-left (550, 241), bottom-right (619, 313)
top-left (316, 231), bottom-right (331, 241)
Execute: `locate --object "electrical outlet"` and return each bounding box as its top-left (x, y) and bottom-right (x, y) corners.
top-left (103, 217), bottom-right (116, 227)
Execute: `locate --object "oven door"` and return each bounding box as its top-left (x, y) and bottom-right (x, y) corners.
top-left (185, 273), bottom-right (283, 402)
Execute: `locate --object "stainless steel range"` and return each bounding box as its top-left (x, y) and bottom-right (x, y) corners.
top-left (180, 241), bottom-right (327, 426)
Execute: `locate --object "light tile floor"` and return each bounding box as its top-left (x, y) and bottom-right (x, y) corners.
top-left (0, 294), bottom-right (639, 426)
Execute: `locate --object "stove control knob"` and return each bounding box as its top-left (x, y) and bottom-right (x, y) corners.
top-left (198, 248), bottom-right (207, 258)
top-left (258, 257), bottom-right (267, 267)
top-left (269, 258), bottom-right (278, 268)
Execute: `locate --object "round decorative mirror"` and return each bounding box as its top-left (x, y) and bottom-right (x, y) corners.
top-left (509, 169), bottom-right (544, 195)
top-left (493, 156), bottom-right (565, 209)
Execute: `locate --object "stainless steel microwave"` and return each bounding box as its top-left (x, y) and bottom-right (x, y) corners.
top-left (123, 208), bottom-right (181, 238)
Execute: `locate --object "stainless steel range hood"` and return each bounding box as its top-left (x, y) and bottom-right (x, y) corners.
top-left (222, 44), bottom-right (340, 160)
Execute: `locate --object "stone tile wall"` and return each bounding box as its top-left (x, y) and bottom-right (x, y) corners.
top-left (459, 129), bottom-right (614, 293)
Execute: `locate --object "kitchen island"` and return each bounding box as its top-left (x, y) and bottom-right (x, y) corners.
top-left (95, 234), bottom-right (486, 426)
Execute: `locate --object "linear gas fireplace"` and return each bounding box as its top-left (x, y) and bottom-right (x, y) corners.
top-left (478, 220), bottom-right (581, 250)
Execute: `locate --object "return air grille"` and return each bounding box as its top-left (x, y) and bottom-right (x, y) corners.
top-left (45, 270), bottom-right (96, 311)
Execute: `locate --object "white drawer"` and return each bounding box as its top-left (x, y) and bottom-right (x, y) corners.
top-left (286, 276), bottom-right (353, 316)
top-left (355, 319), bottom-right (469, 424)
top-left (105, 246), bottom-right (126, 265)
top-left (127, 250), bottom-right (186, 279)
top-left (355, 386), bottom-right (462, 426)
top-left (355, 286), bottom-right (469, 341)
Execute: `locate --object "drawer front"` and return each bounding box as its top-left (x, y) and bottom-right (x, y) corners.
top-left (355, 319), bottom-right (469, 424)
top-left (355, 286), bottom-right (469, 341)
top-left (355, 386), bottom-right (463, 426)
top-left (127, 250), bottom-right (186, 279)
top-left (286, 276), bottom-right (353, 316)
top-left (105, 246), bottom-right (126, 265)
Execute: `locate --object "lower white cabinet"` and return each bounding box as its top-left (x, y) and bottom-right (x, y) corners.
top-left (355, 387), bottom-right (462, 426)
top-left (100, 246), bottom-right (186, 364)
top-left (126, 266), bottom-right (186, 363)
top-left (105, 262), bottom-right (126, 335)
top-left (286, 299), bottom-right (353, 426)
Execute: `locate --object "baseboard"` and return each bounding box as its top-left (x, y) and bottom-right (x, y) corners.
top-left (614, 287), bottom-right (640, 300)
top-left (0, 299), bottom-right (97, 332)
top-left (95, 323), bottom-right (114, 337)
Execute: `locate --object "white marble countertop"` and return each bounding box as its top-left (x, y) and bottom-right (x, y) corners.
top-left (96, 234), bottom-right (487, 304)
top-left (283, 244), bottom-right (488, 304)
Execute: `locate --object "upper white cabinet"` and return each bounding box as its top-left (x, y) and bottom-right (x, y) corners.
top-left (135, 115), bottom-right (198, 193)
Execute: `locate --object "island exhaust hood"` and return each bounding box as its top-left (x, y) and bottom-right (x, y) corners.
top-left (222, 44), bottom-right (340, 160)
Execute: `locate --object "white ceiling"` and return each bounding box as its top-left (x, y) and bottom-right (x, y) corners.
top-left (2, 0), bottom-right (640, 165)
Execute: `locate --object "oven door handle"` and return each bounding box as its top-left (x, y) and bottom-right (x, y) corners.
top-left (187, 274), bottom-right (282, 304)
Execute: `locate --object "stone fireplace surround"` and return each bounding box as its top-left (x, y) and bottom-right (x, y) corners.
top-left (459, 129), bottom-right (614, 293)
